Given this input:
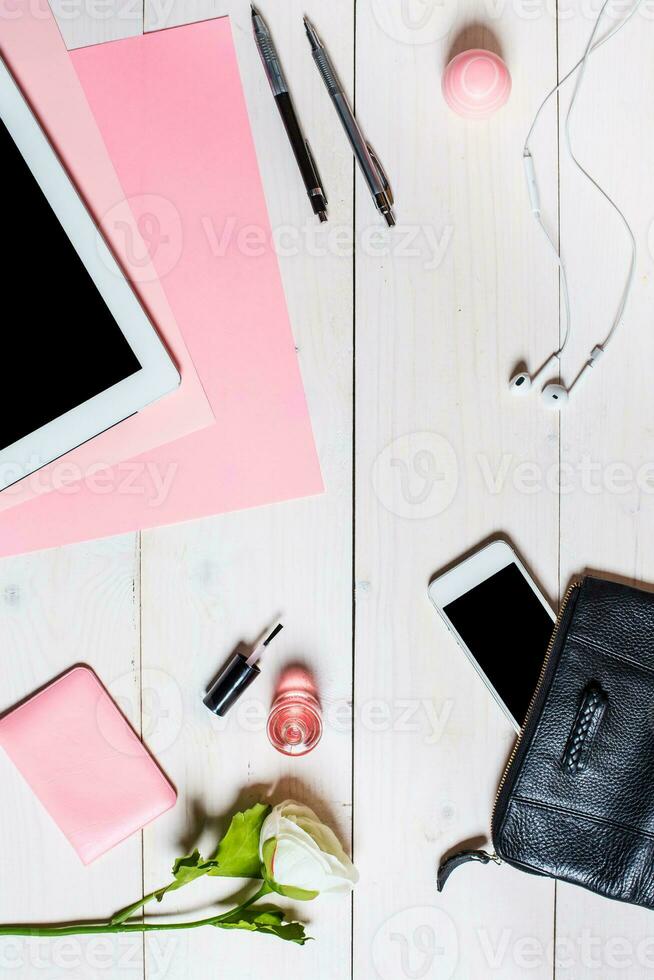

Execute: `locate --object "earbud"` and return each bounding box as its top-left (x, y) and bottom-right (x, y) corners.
top-left (509, 354), bottom-right (570, 409)
top-left (514, 346), bottom-right (604, 410)
top-left (508, 352), bottom-right (559, 397)
top-left (540, 346), bottom-right (603, 409)
top-left (541, 383), bottom-right (569, 409)
top-left (508, 371), bottom-right (532, 394)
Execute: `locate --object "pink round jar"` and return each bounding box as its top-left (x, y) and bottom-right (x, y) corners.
top-left (442, 49), bottom-right (511, 119)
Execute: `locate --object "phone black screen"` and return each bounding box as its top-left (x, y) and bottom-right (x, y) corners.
top-left (1, 116), bottom-right (141, 452)
top-left (443, 562), bottom-right (554, 726)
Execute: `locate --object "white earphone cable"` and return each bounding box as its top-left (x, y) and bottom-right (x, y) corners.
top-left (533, 213), bottom-right (572, 356)
top-left (525, 0), bottom-right (642, 365)
top-left (524, 0), bottom-right (643, 151)
top-left (563, 0), bottom-right (640, 350)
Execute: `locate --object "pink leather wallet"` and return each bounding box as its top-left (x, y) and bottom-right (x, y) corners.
top-left (0, 665), bottom-right (176, 864)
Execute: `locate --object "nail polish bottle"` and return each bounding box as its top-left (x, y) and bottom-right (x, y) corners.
top-left (203, 623), bottom-right (283, 717)
top-left (267, 665), bottom-right (322, 756)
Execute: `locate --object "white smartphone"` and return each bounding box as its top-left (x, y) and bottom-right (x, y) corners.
top-left (428, 540), bottom-right (556, 732)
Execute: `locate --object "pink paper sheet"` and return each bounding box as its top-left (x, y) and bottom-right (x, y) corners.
top-left (0, 0), bottom-right (214, 513)
top-left (0, 16), bottom-right (322, 557)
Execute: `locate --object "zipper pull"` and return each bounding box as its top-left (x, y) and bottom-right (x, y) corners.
top-left (437, 849), bottom-right (501, 892)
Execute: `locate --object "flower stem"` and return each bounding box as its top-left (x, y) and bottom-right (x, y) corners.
top-left (0, 883), bottom-right (273, 938)
top-left (109, 889), bottom-right (160, 925)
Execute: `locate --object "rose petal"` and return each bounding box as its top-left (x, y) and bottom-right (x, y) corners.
top-left (273, 836), bottom-right (329, 893)
top-left (259, 800), bottom-right (358, 893)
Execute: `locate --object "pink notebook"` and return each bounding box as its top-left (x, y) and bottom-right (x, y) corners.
top-left (0, 666), bottom-right (176, 864)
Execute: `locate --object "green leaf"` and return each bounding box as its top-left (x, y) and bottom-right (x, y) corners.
top-left (261, 836), bottom-right (276, 880)
top-left (110, 897), bottom-right (150, 927)
top-left (208, 803), bottom-right (271, 878)
top-left (261, 837), bottom-right (318, 902)
top-left (216, 907), bottom-right (310, 945)
top-left (110, 803), bottom-right (270, 926)
top-left (152, 849), bottom-right (220, 903)
top-left (270, 882), bottom-right (319, 902)
top-left (112, 850), bottom-right (217, 924)
top-left (168, 850), bottom-right (217, 891)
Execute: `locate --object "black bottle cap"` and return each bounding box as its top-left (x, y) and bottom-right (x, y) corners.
top-left (203, 652), bottom-right (261, 717)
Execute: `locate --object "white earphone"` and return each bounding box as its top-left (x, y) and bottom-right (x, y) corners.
top-left (510, 346), bottom-right (605, 410)
top-left (509, 0), bottom-right (641, 410)
top-left (509, 352), bottom-right (561, 396)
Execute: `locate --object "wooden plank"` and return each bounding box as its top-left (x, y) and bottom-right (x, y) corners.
top-left (353, 2), bottom-right (561, 977)
top-left (0, 536), bottom-right (144, 978)
top-left (556, 3), bottom-right (654, 977)
top-left (49, 0), bottom-right (142, 49)
top-left (0, 6), bottom-right (148, 972)
top-left (1, 12), bottom-right (141, 980)
top-left (139, 1), bottom-right (354, 977)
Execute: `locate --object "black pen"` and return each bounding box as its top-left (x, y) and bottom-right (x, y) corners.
top-left (251, 5), bottom-right (328, 222)
top-left (304, 16), bottom-right (395, 227)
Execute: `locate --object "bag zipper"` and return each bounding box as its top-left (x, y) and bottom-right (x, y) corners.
top-left (490, 579), bottom-right (582, 848)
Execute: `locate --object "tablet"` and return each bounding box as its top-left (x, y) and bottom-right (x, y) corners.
top-left (0, 57), bottom-right (180, 493)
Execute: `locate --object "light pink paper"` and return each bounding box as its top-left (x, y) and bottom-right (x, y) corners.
top-left (0, 16), bottom-right (322, 557)
top-left (0, 0), bottom-right (214, 513)
top-left (0, 666), bottom-right (176, 864)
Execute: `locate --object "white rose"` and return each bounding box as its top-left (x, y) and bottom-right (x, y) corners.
top-left (260, 800), bottom-right (358, 899)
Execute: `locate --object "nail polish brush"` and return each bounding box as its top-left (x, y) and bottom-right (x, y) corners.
top-left (203, 623), bottom-right (284, 717)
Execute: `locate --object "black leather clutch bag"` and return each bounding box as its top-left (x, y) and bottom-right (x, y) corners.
top-left (438, 576), bottom-right (654, 910)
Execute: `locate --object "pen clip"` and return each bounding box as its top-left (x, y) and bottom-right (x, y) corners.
top-left (366, 142), bottom-right (394, 205)
top-left (305, 139), bottom-right (327, 205)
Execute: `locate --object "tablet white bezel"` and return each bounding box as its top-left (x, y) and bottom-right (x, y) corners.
top-left (0, 58), bottom-right (180, 492)
top-left (428, 540), bottom-right (556, 733)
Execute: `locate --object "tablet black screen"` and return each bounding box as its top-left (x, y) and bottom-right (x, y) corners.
top-left (1, 116), bottom-right (141, 452)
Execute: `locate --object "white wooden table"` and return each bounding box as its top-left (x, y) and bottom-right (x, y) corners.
top-left (1, 1), bottom-right (653, 977)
